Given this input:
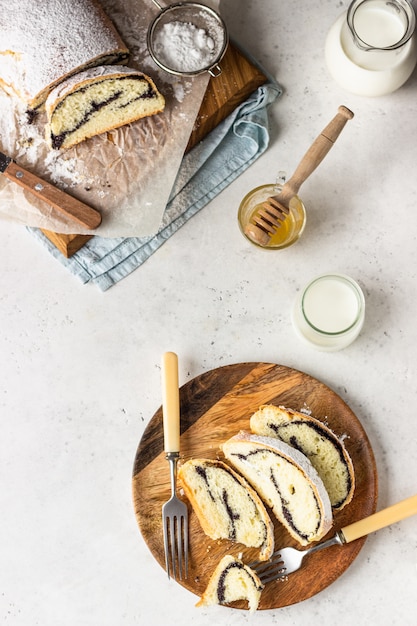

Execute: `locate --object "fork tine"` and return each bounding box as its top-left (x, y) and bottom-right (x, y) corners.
top-left (175, 519), bottom-right (182, 579)
top-left (249, 553), bottom-right (287, 584)
top-left (258, 565), bottom-right (287, 584)
top-left (162, 514), bottom-right (171, 579)
top-left (256, 569), bottom-right (288, 583)
top-left (169, 516), bottom-right (177, 580)
top-left (177, 514), bottom-right (188, 580)
top-left (249, 551), bottom-right (282, 571)
top-left (163, 511), bottom-right (189, 580)
top-left (183, 516), bottom-right (189, 577)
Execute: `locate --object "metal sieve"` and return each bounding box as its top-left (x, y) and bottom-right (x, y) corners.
top-left (147, 1), bottom-right (229, 77)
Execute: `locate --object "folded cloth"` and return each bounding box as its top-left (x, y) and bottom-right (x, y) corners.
top-left (27, 79), bottom-right (281, 290)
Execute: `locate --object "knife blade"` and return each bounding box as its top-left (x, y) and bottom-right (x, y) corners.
top-left (0, 150), bottom-right (101, 230)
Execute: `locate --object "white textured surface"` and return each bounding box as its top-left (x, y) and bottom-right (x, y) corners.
top-left (1, 0), bottom-right (417, 624)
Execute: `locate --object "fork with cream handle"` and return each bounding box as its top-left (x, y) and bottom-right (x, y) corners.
top-left (161, 351), bottom-right (189, 580)
top-left (250, 493), bottom-right (417, 583)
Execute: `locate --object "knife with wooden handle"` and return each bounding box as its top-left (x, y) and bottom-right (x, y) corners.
top-left (0, 150), bottom-right (102, 229)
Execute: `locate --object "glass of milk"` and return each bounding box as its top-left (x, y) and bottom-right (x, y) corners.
top-left (325, 0), bottom-right (417, 96)
top-left (292, 274), bottom-right (365, 351)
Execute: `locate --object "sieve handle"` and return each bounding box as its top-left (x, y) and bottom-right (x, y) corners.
top-left (150, 0), bottom-right (164, 10)
top-left (209, 65), bottom-right (222, 77)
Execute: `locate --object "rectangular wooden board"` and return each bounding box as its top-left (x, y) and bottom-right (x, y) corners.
top-left (41, 43), bottom-right (268, 257)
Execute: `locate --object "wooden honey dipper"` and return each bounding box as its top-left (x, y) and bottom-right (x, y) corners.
top-left (244, 105), bottom-right (354, 246)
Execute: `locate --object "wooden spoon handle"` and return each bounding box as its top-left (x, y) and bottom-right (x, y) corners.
top-left (3, 160), bottom-right (101, 229)
top-left (341, 493), bottom-right (417, 543)
top-left (281, 105), bottom-right (354, 202)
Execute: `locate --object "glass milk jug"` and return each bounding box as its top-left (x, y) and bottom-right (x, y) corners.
top-left (325, 0), bottom-right (417, 96)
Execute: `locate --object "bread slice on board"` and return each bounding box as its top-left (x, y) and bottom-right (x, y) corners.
top-left (250, 405), bottom-right (355, 510)
top-left (178, 458), bottom-right (274, 560)
top-left (222, 432), bottom-right (333, 546)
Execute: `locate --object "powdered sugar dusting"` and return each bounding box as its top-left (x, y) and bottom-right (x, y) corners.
top-left (153, 21), bottom-right (216, 72)
top-left (45, 65), bottom-right (144, 104)
top-left (1, 94), bottom-right (99, 191)
top-left (0, 0), bottom-right (128, 106)
top-left (0, 0), bottom-right (215, 235)
top-left (45, 154), bottom-right (95, 189)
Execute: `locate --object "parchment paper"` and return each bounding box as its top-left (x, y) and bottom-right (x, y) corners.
top-left (0, 0), bottom-right (219, 237)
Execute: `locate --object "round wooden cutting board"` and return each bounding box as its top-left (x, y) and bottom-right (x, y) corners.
top-left (132, 362), bottom-right (378, 611)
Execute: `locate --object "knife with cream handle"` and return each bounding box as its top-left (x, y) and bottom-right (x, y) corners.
top-left (0, 150), bottom-right (102, 229)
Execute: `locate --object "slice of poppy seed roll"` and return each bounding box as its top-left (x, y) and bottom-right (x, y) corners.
top-left (196, 555), bottom-right (264, 613)
top-left (222, 432), bottom-right (333, 546)
top-left (178, 458), bottom-right (274, 560)
top-left (250, 405), bottom-right (355, 511)
top-left (45, 65), bottom-right (165, 150)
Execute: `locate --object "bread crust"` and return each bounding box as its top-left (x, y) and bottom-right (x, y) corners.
top-left (44, 66), bottom-right (160, 114)
top-left (0, 0), bottom-right (130, 108)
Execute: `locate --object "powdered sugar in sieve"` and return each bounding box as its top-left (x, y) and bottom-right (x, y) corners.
top-left (147, 2), bottom-right (228, 76)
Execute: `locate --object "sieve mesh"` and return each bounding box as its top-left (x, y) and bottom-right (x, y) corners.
top-left (147, 2), bottom-right (228, 76)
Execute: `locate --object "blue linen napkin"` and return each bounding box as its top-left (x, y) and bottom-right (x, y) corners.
top-left (27, 79), bottom-right (281, 290)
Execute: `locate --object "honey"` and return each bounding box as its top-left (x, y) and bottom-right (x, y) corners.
top-left (249, 195), bottom-right (305, 247)
top-left (238, 183), bottom-right (306, 250)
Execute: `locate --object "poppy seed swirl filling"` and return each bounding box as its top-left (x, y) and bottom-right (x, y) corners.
top-left (231, 449), bottom-right (322, 540)
top-left (45, 66), bottom-right (165, 150)
top-left (270, 420), bottom-right (352, 509)
top-left (222, 434), bottom-right (333, 546)
top-left (178, 459), bottom-right (274, 560)
top-left (269, 464), bottom-right (319, 540)
top-left (249, 406), bottom-right (355, 511)
top-left (192, 465), bottom-right (243, 540)
top-left (195, 465), bottom-right (215, 501)
top-left (193, 463), bottom-right (263, 542)
top-left (49, 76), bottom-right (158, 149)
top-left (217, 561), bottom-right (263, 603)
top-left (196, 554), bottom-right (264, 612)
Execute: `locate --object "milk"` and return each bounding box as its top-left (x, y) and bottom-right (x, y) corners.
top-left (292, 274), bottom-right (365, 351)
top-left (303, 277), bottom-right (360, 333)
top-left (353, 0), bottom-right (406, 49)
top-left (325, 1), bottom-right (417, 96)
